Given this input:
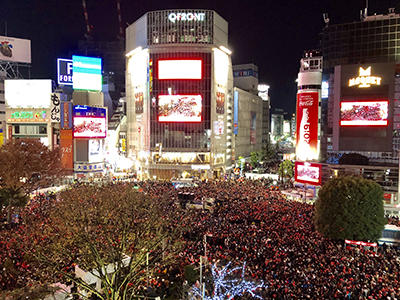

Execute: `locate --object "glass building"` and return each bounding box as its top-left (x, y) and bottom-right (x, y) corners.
top-left (126, 10), bottom-right (234, 179)
top-left (322, 9), bottom-right (400, 71)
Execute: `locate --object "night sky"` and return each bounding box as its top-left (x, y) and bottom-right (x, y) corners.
top-left (1, 0), bottom-right (400, 115)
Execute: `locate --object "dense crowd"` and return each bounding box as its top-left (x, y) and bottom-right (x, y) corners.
top-left (1, 180), bottom-right (400, 299)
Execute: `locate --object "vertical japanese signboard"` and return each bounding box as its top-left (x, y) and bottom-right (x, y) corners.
top-left (60, 129), bottom-right (73, 171)
top-left (296, 92), bottom-right (319, 161)
top-left (50, 93), bottom-right (61, 123)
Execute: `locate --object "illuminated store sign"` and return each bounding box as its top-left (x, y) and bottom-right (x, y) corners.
top-left (348, 67), bottom-right (382, 88)
top-left (168, 12), bottom-right (205, 23)
top-left (10, 110), bottom-right (47, 121)
top-left (57, 58), bottom-right (73, 86)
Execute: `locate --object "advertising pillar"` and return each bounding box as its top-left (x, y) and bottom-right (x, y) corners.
top-left (295, 92), bottom-right (319, 161)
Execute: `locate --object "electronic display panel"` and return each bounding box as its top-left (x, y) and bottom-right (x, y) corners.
top-left (72, 55), bottom-right (102, 91)
top-left (295, 161), bottom-right (322, 186)
top-left (340, 100), bottom-right (388, 126)
top-left (158, 59), bottom-right (202, 80)
top-left (73, 117), bottom-right (106, 139)
top-left (158, 95), bottom-right (202, 122)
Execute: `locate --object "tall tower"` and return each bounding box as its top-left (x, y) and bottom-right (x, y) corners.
top-left (295, 50), bottom-right (322, 162)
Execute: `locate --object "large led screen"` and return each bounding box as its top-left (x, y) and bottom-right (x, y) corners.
top-left (5, 79), bottom-right (52, 108)
top-left (296, 92), bottom-right (319, 161)
top-left (72, 55), bottom-right (102, 91)
top-left (158, 59), bottom-right (202, 80)
top-left (295, 161), bottom-right (322, 186)
top-left (158, 95), bottom-right (202, 122)
top-left (73, 117), bottom-right (106, 138)
top-left (340, 101), bottom-right (388, 126)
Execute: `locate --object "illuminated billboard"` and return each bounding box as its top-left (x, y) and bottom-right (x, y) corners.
top-left (0, 35), bottom-right (31, 63)
top-left (340, 101), bottom-right (388, 126)
top-left (73, 117), bottom-right (106, 138)
top-left (57, 58), bottom-right (73, 86)
top-left (296, 92), bottom-right (319, 161)
top-left (73, 106), bottom-right (107, 138)
top-left (158, 95), bottom-right (202, 122)
top-left (5, 79), bottom-right (52, 108)
top-left (72, 55), bottom-right (102, 91)
top-left (295, 161), bottom-right (322, 185)
top-left (157, 59), bottom-right (202, 80)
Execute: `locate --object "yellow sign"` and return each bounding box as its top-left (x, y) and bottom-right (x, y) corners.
top-left (348, 67), bottom-right (382, 88)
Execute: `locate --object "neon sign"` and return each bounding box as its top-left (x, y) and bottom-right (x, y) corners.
top-left (10, 110), bottom-right (47, 120)
top-left (168, 12), bottom-right (205, 23)
top-left (348, 67), bottom-right (382, 88)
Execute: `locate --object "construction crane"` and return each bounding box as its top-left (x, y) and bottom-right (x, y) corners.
top-left (116, 0), bottom-right (124, 39)
top-left (82, 0), bottom-right (93, 39)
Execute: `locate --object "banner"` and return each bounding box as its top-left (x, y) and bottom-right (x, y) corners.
top-left (60, 129), bottom-right (73, 171)
top-left (296, 92), bottom-right (319, 161)
top-left (0, 36), bottom-right (31, 63)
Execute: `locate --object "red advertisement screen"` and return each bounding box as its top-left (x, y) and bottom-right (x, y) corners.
top-left (295, 161), bottom-right (322, 185)
top-left (158, 95), bottom-right (202, 122)
top-left (296, 92), bottom-right (319, 161)
top-left (158, 59), bottom-right (202, 80)
top-left (73, 116), bottom-right (107, 138)
top-left (340, 101), bottom-right (388, 126)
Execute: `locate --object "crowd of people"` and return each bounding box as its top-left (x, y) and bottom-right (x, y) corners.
top-left (140, 180), bottom-right (400, 299)
top-left (0, 179), bottom-right (399, 299)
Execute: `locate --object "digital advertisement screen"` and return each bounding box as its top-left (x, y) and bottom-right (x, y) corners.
top-left (158, 59), bottom-right (202, 80)
top-left (72, 55), bottom-right (102, 91)
top-left (296, 92), bottom-right (319, 161)
top-left (295, 161), bottom-right (322, 185)
top-left (5, 79), bottom-right (52, 108)
top-left (73, 117), bottom-right (106, 138)
top-left (158, 95), bottom-right (202, 122)
top-left (340, 101), bottom-right (388, 126)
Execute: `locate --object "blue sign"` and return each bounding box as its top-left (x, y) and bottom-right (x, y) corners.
top-left (233, 90), bottom-right (239, 135)
top-left (57, 58), bottom-right (73, 86)
top-left (72, 55), bottom-right (102, 91)
top-left (73, 105), bottom-right (106, 118)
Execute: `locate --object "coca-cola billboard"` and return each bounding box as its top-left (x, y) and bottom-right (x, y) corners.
top-left (296, 92), bottom-right (319, 161)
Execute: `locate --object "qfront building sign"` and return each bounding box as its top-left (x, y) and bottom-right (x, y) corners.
top-left (168, 12), bottom-right (206, 23)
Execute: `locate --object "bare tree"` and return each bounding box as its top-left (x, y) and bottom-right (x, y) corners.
top-left (26, 184), bottom-right (186, 299)
top-left (0, 139), bottom-right (63, 222)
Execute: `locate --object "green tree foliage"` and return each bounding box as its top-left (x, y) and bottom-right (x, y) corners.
top-left (250, 151), bottom-right (261, 168)
top-left (315, 176), bottom-right (386, 241)
top-left (278, 160), bottom-right (294, 182)
top-left (25, 184), bottom-right (187, 299)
